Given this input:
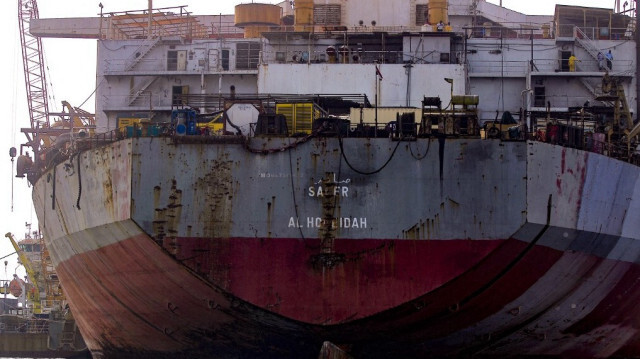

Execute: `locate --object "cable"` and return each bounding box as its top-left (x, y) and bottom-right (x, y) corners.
top-left (10, 8), bottom-right (20, 213)
top-left (249, 118), bottom-right (403, 176)
top-left (78, 78), bottom-right (104, 109)
top-left (51, 165), bottom-right (56, 210)
top-left (409, 137), bottom-right (432, 160)
top-left (338, 134), bottom-right (402, 176)
top-left (75, 154), bottom-right (82, 210)
top-left (11, 158), bottom-right (14, 212)
top-left (0, 252), bottom-right (17, 261)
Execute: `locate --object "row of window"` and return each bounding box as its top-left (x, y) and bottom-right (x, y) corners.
top-left (166, 43), bottom-right (259, 71)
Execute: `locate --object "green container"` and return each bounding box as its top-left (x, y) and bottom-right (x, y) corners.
top-left (126, 126), bottom-right (142, 138)
top-left (147, 125), bottom-right (160, 137)
top-left (126, 126), bottom-right (134, 138)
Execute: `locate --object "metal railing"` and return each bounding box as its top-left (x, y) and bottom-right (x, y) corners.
top-left (467, 57), bottom-right (634, 75)
top-left (103, 55), bottom-right (261, 74)
top-left (557, 24), bottom-right (634, 40)
top-left (0, 317), bottom-right (49, 334)
top-left (103, 6), bottom-right (209, 40)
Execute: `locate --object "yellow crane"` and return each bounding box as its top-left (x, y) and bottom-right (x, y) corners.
top-left (5, 232), bottom-right (42, 314)
top-left (600, 73), bottom-right (639, 161)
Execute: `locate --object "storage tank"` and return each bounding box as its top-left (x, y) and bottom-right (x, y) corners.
top-left (428, 0), bottom-right (448, 26)
top-left (294, 0), bottom-right (314, 32)
top-left (235, 3), bottom-right (281, 38)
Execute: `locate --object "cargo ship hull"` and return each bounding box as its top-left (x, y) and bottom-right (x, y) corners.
top-left (31, 136), bottom-right (640, 358)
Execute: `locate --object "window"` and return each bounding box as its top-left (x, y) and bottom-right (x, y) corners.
top-left (172, 86), bottom-right (189, 106)
top-left (314, 5), bottom-right (341, 26)
top-left (236, 43), bottom-right (260, 70)
top-left (416, 5), bottom-right (429, 26)
top-left (221, 49), bottom-right (230, 70)
top-left (534, 87), bottom-right (545, 107)
top-left (167, 50), bottom-right (187, 71)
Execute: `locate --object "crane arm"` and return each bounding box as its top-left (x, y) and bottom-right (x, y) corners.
top-left (18, 0), bottom-right (50, 130)
top-left (4, 232), bottom-right (41, 298)
top-left (628, 121), bottom-right (640, 142)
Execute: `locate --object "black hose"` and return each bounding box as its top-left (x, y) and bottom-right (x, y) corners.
top-left (76, 154), bottom-right (82, 210)
top-left (51, 166), bottom-right (56, 210)
top-left (337, 134), bottom-right (402, 176)
top-left (409, 137), bottom-right (432, 160)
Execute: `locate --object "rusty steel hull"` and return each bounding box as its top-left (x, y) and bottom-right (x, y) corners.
top-left (32, 137), bottom-right (640, 358)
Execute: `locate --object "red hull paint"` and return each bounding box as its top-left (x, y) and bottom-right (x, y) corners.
top-left (57, 233), bottom-right (235, 354)
top-left (54, 231), bottom-right (583, 357)
top-left (340, 240), bottom-right (562, 337)
top-left (164, 237), bottom-right (504, 323)
top-left (568, 264), bottom-right (640, 358)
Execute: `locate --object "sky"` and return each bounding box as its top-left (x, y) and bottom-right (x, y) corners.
top-left (0, 0), bottom-right (621, 283)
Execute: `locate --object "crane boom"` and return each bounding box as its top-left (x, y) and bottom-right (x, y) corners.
top-left (5, 232), bottom-right (42, 313)
top-left (16, 0), bottom-right (96, 179)
top-left (18, 0), bottom-right (50, 130)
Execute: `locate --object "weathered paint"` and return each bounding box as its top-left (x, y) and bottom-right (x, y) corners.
top-left (31, 137), bottom-right (640, 358)
top-left (130, 137), bottom-right (526, 241)
top-left (167, 236), bottom-right (503, 323)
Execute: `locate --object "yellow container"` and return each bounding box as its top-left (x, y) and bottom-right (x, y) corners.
top-left (235, 3), bottom-right (281, 27)
top-left (428, 0), bottom-right (448, 25)
top-left (294, 0), bottom-right (314, 31)
top-left (276, 102), bottom-right (321, 135)
top-left (244, 26), bottom-right (272, 38)
top-left (117, 118), bottom-right (148, 131)
top-left (235, 3), bottom-right (281, 37)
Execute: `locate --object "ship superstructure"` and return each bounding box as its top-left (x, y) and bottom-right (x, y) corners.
top-left (27, 0), bottom-right (637, 133)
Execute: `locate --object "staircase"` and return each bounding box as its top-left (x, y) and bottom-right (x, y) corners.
top-left (574, 27), bottom-right (603, 71)
top-left (128, 77), bottom-right (158, 106)
top-left (124, 37), bottom-right (161, 71)
top-left (579, 78), bottom-right (600, 98)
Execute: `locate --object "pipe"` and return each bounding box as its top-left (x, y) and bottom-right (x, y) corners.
top-left (404, 63), bottom-right (413, 107)
top-left (148, 0), bottom-right (152, 40)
